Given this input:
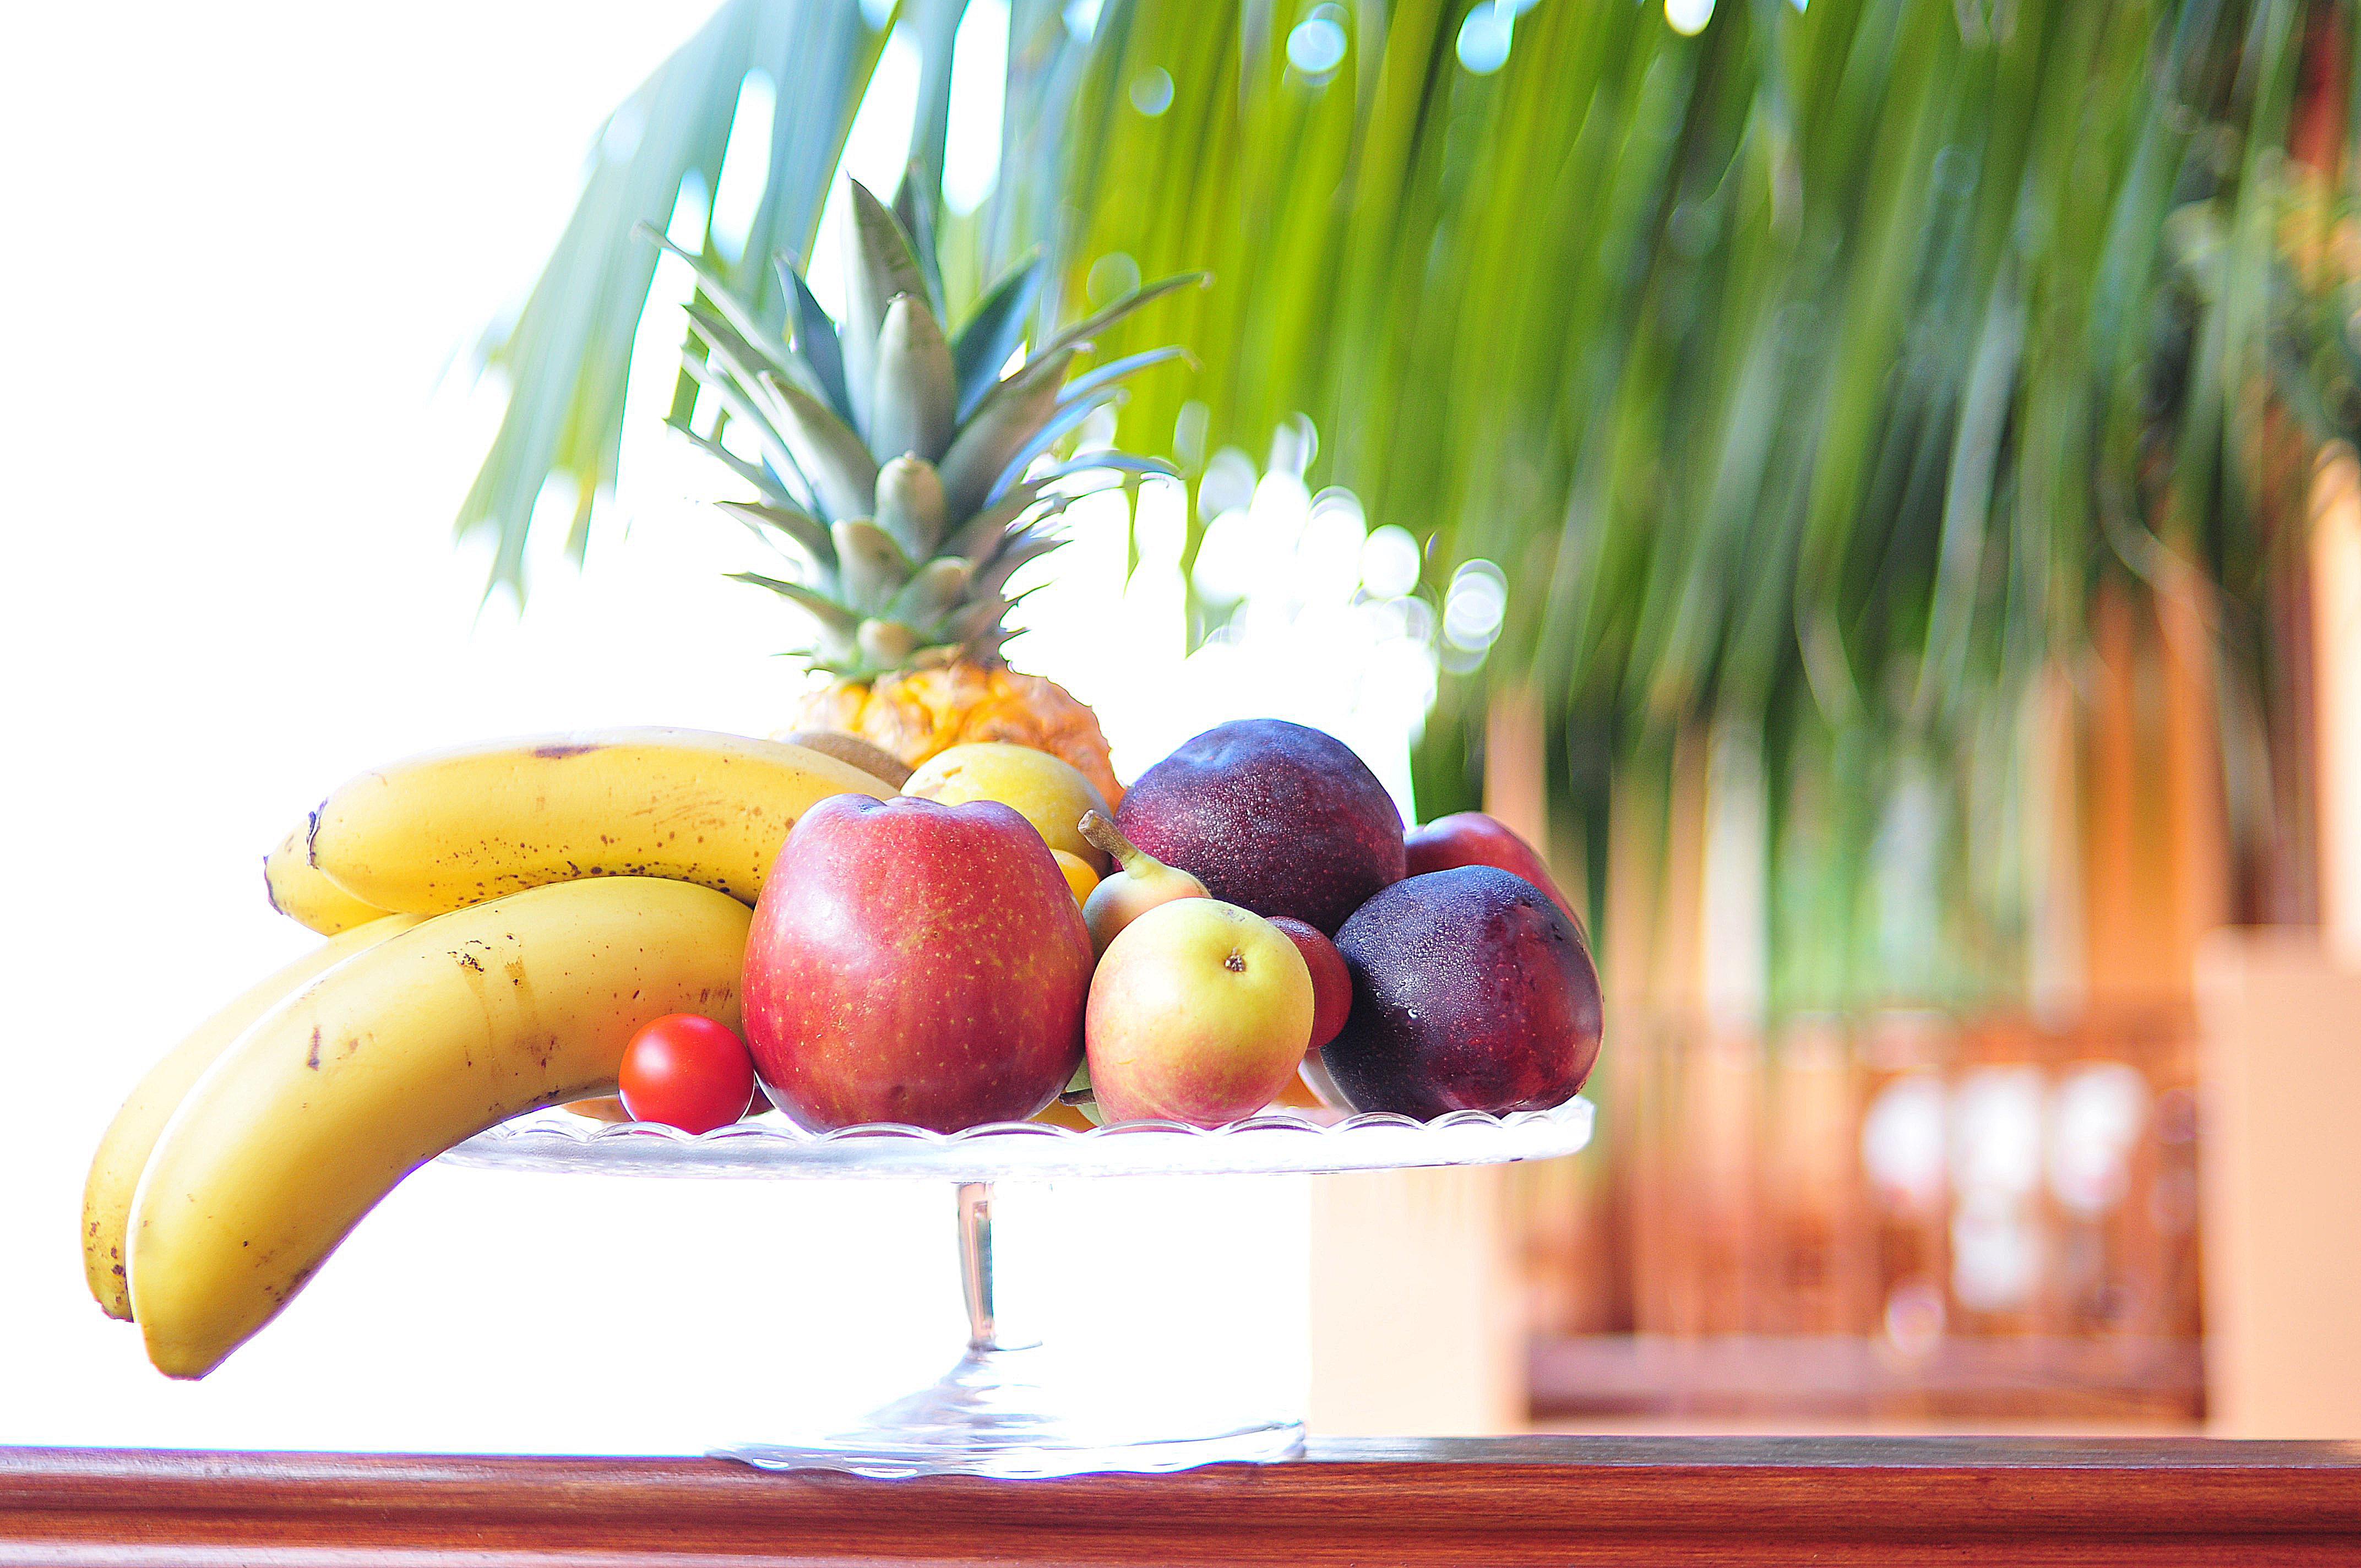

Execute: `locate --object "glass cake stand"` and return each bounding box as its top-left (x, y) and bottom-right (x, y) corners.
top-left (443, 1096), bottom-right (1593, 1478)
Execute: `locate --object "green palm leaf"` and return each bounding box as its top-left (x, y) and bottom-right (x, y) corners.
top-left (455, 0), bottom-right (894, 599)
top-left (461, 0), bottom-right (2352, 1012)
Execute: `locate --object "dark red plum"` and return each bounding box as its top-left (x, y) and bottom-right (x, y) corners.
top-left (1114, 719), bottom-right (1404, 935)
top-left (1325, 865), bottom-right (1602, 1118)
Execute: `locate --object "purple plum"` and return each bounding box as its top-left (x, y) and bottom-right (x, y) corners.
top-left (1325, 865), bottom-right (1602, 1118)
top-left (1114, 719), bottom-right (1404, 935)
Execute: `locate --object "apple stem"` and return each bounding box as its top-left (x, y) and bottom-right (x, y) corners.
top-left (1077, 810), bottom-right (1152, 873)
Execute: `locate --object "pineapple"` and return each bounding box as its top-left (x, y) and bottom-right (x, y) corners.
top-left (656, 179), bottom-right (1198, 805)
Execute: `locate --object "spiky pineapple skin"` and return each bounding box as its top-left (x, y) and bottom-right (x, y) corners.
top-left (790, 662), bottom-right (1122, 805)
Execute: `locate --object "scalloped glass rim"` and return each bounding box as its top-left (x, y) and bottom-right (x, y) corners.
top-left (440, 1096), bottom-right (1595, 1180)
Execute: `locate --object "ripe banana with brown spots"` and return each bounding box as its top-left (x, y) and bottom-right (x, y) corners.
top-left (83, 913), bottom-right (425, 1320)
top-left (127, 877), bottom-right (751, 1378)
top-left (304, 727), bottom-right (893, 915)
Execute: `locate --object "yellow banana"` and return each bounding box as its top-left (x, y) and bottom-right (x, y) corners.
top-left (128, 877), bottom-right (751, 1378)
top-left (263, 825), bottom-right (390, 934)
top-left (305, 727), bottom-right (891, 914)
top-left (82, 914), bottom-right (425, 1320)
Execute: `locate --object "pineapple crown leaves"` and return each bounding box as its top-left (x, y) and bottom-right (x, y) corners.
top-left (641, 176), bottom-right (1206, 681)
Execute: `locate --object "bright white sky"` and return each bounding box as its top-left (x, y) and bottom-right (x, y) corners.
top-left (0, 0), bottom-right (1337, 1453)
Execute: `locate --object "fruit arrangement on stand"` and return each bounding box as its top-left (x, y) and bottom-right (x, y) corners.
top-left (81, 186), bottom-right (1601, 1385)
top-left (85, 715), bottom-right (1600, 1379)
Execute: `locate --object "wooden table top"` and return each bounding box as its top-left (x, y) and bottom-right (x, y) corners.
top-left (6, 1437), bottom-right (2360, 1565)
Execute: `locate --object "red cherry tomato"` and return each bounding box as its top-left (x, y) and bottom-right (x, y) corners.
top-left (619, 1014), bottom-right (758, 1133)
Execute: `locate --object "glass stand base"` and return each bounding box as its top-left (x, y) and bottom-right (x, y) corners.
top-left (448, 1095), bottom-right (1593, 1473)
top-left (714, 1341), bottom-right (1305, 1478)
top-left (710, 1182), bottom-right (1304, 1478)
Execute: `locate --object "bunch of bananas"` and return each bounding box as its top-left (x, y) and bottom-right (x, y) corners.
top-left (83, 728), bottom-right (892, 1378)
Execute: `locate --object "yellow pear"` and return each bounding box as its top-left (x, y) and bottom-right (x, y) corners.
top-left (1078, 810), bottom-right (1210, 955)
top-left (902, 742), bottom-right (1113, 870)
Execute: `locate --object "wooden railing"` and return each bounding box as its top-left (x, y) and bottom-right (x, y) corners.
top-left (6, 1441), bottom-right (2358, 1564)
top-left (1522, 1005), bottom-right (2205, 1422)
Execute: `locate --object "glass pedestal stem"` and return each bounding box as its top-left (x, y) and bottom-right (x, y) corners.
top-left (710, 1177), bottom-right (1306, 1475)
top-left (956, 1181), bottom-right (1014, 1351)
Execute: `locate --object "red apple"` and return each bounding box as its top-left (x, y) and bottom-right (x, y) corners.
top-left (1267, 916), bottom-right (1351, 1052)
top-left (743, 794), bottom-right (1091, 1131)
top-left (1086, 900), bottom-right (1313, 1127)
top-left (1402, 812), bottom-right (1581, 927)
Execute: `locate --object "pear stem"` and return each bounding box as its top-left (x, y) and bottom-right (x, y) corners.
top-left (1077, 810), bottom-right (1154, 873)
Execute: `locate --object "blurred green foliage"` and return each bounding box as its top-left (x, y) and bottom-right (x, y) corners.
top-left (464, 0), bottom-right (2361, 1013)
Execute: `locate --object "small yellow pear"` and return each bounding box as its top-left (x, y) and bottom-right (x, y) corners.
top-left (902, 742), bottom-right (1113, 870)
top-left (1078, 810), bottom-right (1209, 955)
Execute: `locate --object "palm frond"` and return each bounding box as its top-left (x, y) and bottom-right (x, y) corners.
top-left (1029, 0), bottom-right (2340, 1010)
top-left (461, 0), bottom-right (2352, 1011)
top-left (455, 0), bottom-right (891, 599)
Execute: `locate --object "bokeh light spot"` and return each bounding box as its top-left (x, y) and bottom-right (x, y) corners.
top-left (1456, 4), bottom-right (1514, 73)
top-left (1086, 251), bottom-right (1142, 306)
top-left (1667, 0), bottom-right (1715, 35)
top-left (1129, 66), bottom-right (1174, 116)
top-left (1441, 559), bottom-right (1508, 650)
top-left (1287, 16), bottom-right (1348, 76)
top-left (1361, 525), bottom-right (1423, 598)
